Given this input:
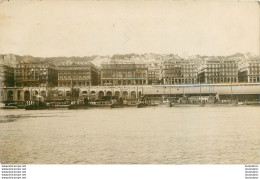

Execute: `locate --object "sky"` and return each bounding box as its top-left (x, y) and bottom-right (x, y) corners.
top-left (0, 0), bottom-right (259, 57)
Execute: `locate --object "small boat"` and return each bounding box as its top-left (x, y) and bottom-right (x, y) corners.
top-left (17, 105), bottom-right (26, 109)
top-left (110, 98), bottom-right (134, 108)
top-left (238, 102), bottom-right (246, 105)
top-left (25, 105), bottom-right (49, 110)
top-left (54, 104), bottom-right (70, 108)
top-left (169, 102), bottom-right (205, 107)
top-left (25, 101), bottom-right (50, 110)
top-left (220, 100), bottom-right (238, 106)
top-left (110, 103), bottom-right (126, 108)
top-left (244, 101), bottom-right (260, 106)
top-left (147, 103), bottom-right (158, 107)
top-left (169, 99), bottom-right (205, 107)
top-left (0, 102), bottom-right (18, 109)
top-left (136, 102), bottom-right (148, 108)
top-left (68, 104), bottom-right (89, 109)
top-left (87, 102), bottom-right (111, 108)
top-left (159, 100), bottom-right (171, 107)
top-left (1, 106), bottom-right (18, 109)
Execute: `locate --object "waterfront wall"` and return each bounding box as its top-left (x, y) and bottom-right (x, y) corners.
top-left (1, 83), bottom-right (260, 102)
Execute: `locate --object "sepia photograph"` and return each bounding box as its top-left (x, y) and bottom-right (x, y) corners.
top-left (0, 0), bottom-right (260, 167)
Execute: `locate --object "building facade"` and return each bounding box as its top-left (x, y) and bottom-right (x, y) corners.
top-left (238, 58), bottom-right (260, 83)
top-left (14, 62), bottom-right (58, 87)
top-left (160, 59), bottom-right (197, 84)
top-left (197, 58), bottom-right (238, 83)
top-left (148, 68), bottom-right (160, 85)
top-left (0, 64), bottom-right (14, 87)
top-left (101, 63), bottom-right (148, 85)
top-left (57, 63), bottom-right (98, 87)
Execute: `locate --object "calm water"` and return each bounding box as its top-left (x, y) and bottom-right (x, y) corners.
top-left (0, 106), bottom-right (260, 164)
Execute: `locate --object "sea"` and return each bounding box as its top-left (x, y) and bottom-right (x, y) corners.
top-left (0, 106), bottom-right (260, 164)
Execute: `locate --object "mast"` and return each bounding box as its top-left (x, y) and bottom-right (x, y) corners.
top-left (181, 75), bottom-right (185, 97)
top-left (142, 81), bottom-right (144, 96)
top-left (230, 79), bottom-right (233, 101)
top-left (199, 74), bottom-right (201, 101)
top-left (70, 78), bottom-right (73, 103)
top-left (170, 85), bottom-right (171, 98)
top-left (183, 85), bottom-right (185, 97)
top-left (164, 86), bottom-right (166, 100)
top-left (208, 81), bottom-right (210, 96)
top-left (136, 83), bottom-right (139, 102)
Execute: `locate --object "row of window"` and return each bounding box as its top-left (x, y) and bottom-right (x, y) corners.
top-left (15, 73), bottom-right (48, 76)
top-left (205, 77), bottom-right (238, 83)
top-left (59, 75), bottom-right (90, 79)
top-left (58, 71), bottom-right (91, 74)
top-left (16, 82), bottom-right (48, 87)
top-left (102, 73), bottom-right (147, 78)
top-left (15, 77), bottom-right (48, 80)
top-left (163, 66), bottom-right (194, 69)
top-left (101, 79), bottom-right (147, 85)
top-left (206, 64), bottom-right (237, 68)
top-left (164, 78), bottom-right (197, 84)
top-left (58, 81), bottom-right (91, 86)
top-left (205, 73), bottom-right (237, 76)
top-left (102, 64), bottom-right (146, 68)
top-left (248, 71), bottom-right (260, 75)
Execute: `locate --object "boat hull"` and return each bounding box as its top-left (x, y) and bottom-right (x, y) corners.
top-left (25, 106), bottom-right (49, 110)
top-left (170, 103), bottom-right (205, 107)
top-left (136, 103), bottom-right (147, 108)
top-left (110, 104), bottom-right (125, 108)
top-left (1, 106), bottom-right (18, 109)
top-left (68, 104), bottom-right (89, 110)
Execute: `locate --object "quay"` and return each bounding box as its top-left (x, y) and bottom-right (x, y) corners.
top-left (1, 83), bottom-right (260, 103)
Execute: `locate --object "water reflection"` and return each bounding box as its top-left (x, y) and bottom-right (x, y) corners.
top-left (0, 107), bottom-right (260, 164)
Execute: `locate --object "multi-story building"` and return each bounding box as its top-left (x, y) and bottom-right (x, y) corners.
top-left (14, 62), bottom-right (58, 87)
top-left (57, 63), bottom-right (98, 87)
top-left (197, 57), bottom-right (238, 83)
top-left (147, 62), bottom-right (160, 85)
top-left (238, 58), bottom-right (260, 83)
top-left (160, 59), bottom-right (197, 84)
top-left (0, 54), bottom-right (16, 87)
top-left (0, 64), bottom-right (14, 87)
top-left (101, 62), bottom-right (148, 85)
top-left (148, 68), bottom-right (160, 85)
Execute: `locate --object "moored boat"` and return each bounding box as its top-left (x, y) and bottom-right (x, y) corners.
top-left (1, 106), bottom-right (18, 109)
top-left (25, 100), bottom-right (50, 110)
top-left (68, 104), bottom-right (89, 109)
top-left (25, 105), bottom-right (49, 110)
top-left (136, 102), bottom-right (148, 108)
top-left (244, 101), bottom-right (260, 106)
top-left (0, 102), bottom-right (18, 109)
top-left (169, 102), bottom-right (205, 107)
top-left (110, 103), bottom-right (125, 108)
top-left (54, 104), bottom-right (70, 109)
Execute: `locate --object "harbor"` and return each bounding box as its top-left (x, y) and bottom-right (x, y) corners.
top-left (1, 83), bottom-right (260, 110)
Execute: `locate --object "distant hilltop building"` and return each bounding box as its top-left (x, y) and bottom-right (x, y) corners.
top-left (0, 54), bottom-right (17, 67)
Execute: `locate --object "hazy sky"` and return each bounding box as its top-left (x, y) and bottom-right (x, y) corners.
top-left (0, 0), bottom-right (259, 57)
